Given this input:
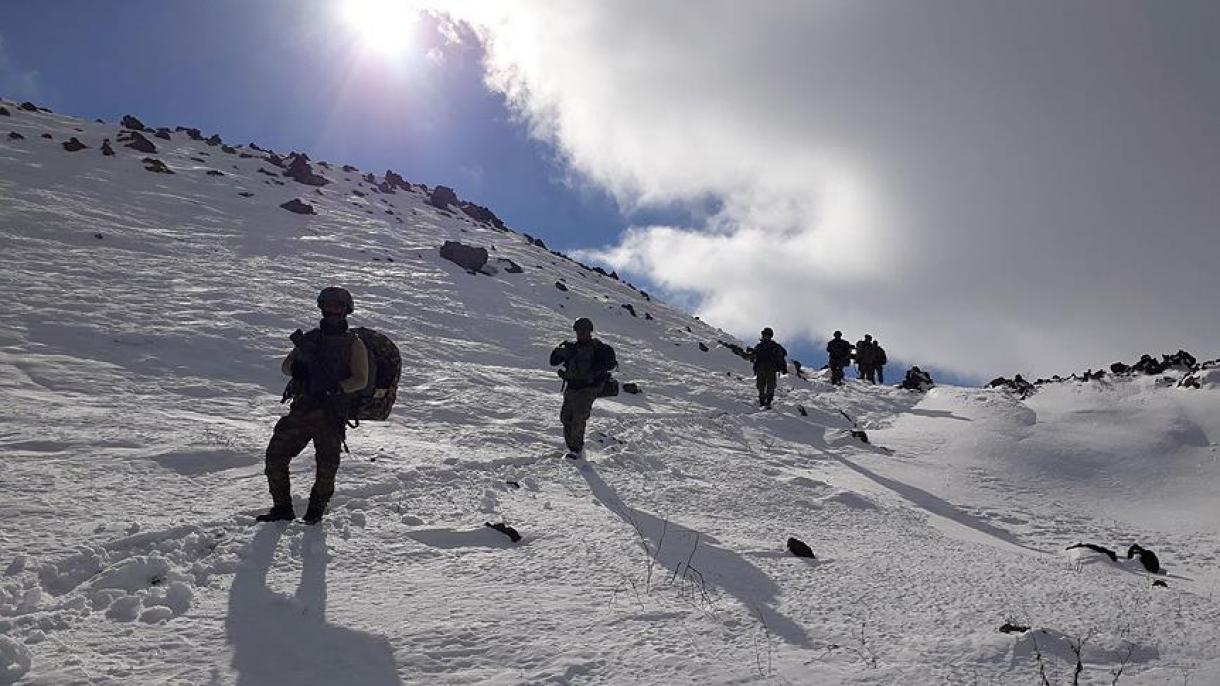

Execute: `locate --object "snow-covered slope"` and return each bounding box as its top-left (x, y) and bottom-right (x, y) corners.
top-left (1, 101), bottom-right (1218, 685)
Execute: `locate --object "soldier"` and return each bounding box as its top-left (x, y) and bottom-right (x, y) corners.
top-left (826, 331), bottom-right (852, 386)
top-left (549, 318), bottom-right (617, 459)
top-left (257, 287), bottom-right (368, 524)
top-left (855, 334), bottom-right (878, 383)
top-left (752, 327), bottom-right (788, 409)
top-left (874, 340), bottom-right (888, 384)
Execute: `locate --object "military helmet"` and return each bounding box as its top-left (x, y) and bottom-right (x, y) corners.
top-left (761, 327), bottom-right (774, 338)
top-left (833, 330), bottom-right (842, 338)
top-left (573, 317), bottom-right (594, 333)
top-left (317, 286), bottom-right (354, 314)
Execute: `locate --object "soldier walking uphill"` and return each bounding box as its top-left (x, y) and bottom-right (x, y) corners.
top-left (752, 327), bottom-right (788, 409)
top-left (257, 287), bottom-right (368, 524)
top-left (855, 334), bottom-right (879, 383)
top-left (826, 331), bottom-right (852, 386)
top-left (550, 318), bottom-right (617, 460)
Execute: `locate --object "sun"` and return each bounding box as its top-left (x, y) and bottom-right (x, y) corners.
top-left (341, 0), bottom-right (418, 55)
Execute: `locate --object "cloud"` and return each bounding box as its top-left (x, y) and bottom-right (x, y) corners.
top-left (424, 1), bottom-right (1220, 378)
top-left (0, 32), bottom-right (40, 100)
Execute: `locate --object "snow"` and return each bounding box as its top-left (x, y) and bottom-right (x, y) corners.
top-left (1, 101), bottom-right (1218, 684)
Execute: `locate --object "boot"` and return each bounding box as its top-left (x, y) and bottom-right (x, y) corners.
top-left (255, 504), bottom-right (295, 523)
top-left (302, 499), bottom-right (327, 525)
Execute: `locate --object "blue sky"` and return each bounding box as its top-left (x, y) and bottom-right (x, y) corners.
top-left (6, 1), bottom-right (1218, 385)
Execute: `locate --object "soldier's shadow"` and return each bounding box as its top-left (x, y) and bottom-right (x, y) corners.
top-left (226, 525), bottom-right (402, 686)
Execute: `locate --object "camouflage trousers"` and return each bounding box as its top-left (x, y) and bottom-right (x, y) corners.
top-left (264, 408), bottom-right (343, 509)
top-left (756, 371), bottom-right (778, 406)
top-left (560, 386), bottom-right (599, 453)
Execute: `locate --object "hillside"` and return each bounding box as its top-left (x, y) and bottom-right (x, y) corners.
top-left (1, 100), bottom-right (1218, 685)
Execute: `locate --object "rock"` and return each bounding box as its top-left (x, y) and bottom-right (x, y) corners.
top-left (221, 144), bottom-right (236, 154)
top-left (124, 131), bottom-right (157, 154)
top-left (205, 133), bottom-right (223, 146)
top-left (93, 232), bottom-right (104, 240)
top-left (238, 191), bottom-right (254, 197)
top-left (786, 537), bottom-right (816, 559)
top-left (377, 181), bottom-right (396, 194)
top-left (999, 622), bottom-right (1030, 634)
top-left (343, 164), bottom-right (358, 173)
top-left (40, 133), bottom-right (52, 139)
top-left (698, 342), bottom-right (709, 352)
top-left (644, 313), bottom-right (654, 321)
top-left (19, 101), bottom-right (39, 112)
top-left (554, 281), bottom-right (569, 292)
top-left (439, 240), bottom-right (489, 273)
top-left (142, 157), bottom-right (174, 174)
top-left (249, 142), bottom-right (263, 151)
top-left (798, 405), bottom-right (808, 416)
top-left (1127, 544), bottom-right (1161, 574)
top-left (352, 189), bottom-right (365, 197)
top-left (7, 131), bottom-right (23, 140)
top-left (1132, 354), bottom-right (1166, 375)
top-left (61, 137), bottom-right (88, 152)
top-left (621, 303), bottom-right (637, 317)
top-left (120, 114), bottom-right (147, 131)
top-left (153, 129), bottom-right (171, 141)
top-left (428, 185), bottom-right (459, 210)
top-left (101, 139), bottom-right (114, 156)
top-left (986, 374), bottom-right (1034, 398)
top-left (496, 258), bottom-right (523, 274)
top-left (484, 521), bottom-right (521, 543)
top-left (279, 199), bottom-right (316, 215)
top-left (1110, 362), bottom-right (1130, 374)
top-left (1152, 579), bottom-right (1168, 588)
top-left (283, 154), bottom-right (330, 186)
top-left (850, 430), bottom-right (869, 444)
top-left (385, 169), bottom-right (409, 189)
top-left (184, 128), bottom-right (204, 141)
top-left (206, 170), bottom-right (225, 176)
top-left (459, 201), bottom-right (506, 230)
top-left (257, 167), bottom-right (278, 176)
top-left (621, 382), bottom-right (641, 394)
top-left (0, 107), bottom-right (9, 116)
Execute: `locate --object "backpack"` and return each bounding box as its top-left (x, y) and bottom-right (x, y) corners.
top-left (349, 327), bottom-right (401, 421)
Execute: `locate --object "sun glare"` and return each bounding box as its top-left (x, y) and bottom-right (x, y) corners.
top-left (341, 0), bottom-right (418, 55)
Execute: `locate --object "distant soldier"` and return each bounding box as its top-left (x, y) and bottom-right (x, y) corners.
top-left (549, 318), bottom-right (617, 459)
top-left (874, 340), bottom-right (888, 384)
top-left (826, 331), bottom-right (852, 386)
top-left (751, 327), bottom-right (788, 409)
top-left (855, 334), bottom-right (878, 383)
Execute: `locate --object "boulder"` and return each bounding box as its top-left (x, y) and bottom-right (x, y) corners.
top-left (101, 138), bottom-right (114, 155)
top-left (786, 537), bottom-right (816, 559)
top-left (142, 157), bottom-right (174, 174)
top-left (496, 258), bottom-right (523, 274)
top-left (61, 137), bottom-right (88, 152)
top-left (698, 342), bottom-right (709, 352)
top-left (153, 128), bottom-right (172, 140)
top-left (343, 164), bottom-right (358, 173)
top-left (621, 382), bottom-right (642, 394)
top-left (7, 131), bottom-right (23, 140)
top-left (40, 133), bottom-right (52, 139)
top-left (205, 133), bottom-right (223, 146)
top-left (124, 131), bottom-right (157, 154)
top-left (283, 154), bottom-right (329, 186)
top-left (439, 240), bottom-right (489, 273)
top-left (554, 281), bottom-right (569, 292)
top-left (621, 303), bottom-right (637, 317)
top-left (221, 144), bottom-right (237, 154)
top-left (279, 199), bottom-right (316, 215)
top-left (1110, 362), bottom-right (1130, 374)
top-left (120, 114), bottom-right (147, 131)
top-left (385, 169), bottom-right (409, 189)
top-left (0, 107), bottom-right (9, 116)
top-left (19, 101), bottom-right (39, 112)
top-left (459, 201), bottom-right (506, 230)
top-left (428, 185), bottom-right (459, 210)
top-left (484, 521), bottom-right (521, 543)
top-left (206, 170), bottom-right (225, 176)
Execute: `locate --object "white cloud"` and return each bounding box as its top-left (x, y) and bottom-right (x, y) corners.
top-left (423, 1), bottom-right (1220, 378)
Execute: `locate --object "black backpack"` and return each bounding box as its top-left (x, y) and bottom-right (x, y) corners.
top-left (349, 327), bottom-right (401, 421)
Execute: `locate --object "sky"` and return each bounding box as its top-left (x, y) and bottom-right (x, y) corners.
top-left (3, 1), bottom-right (1219, 383)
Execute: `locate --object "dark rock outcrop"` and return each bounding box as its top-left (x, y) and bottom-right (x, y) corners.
top-left (279, 199), bottom-right (315, 215)
top-left (439, 241), bottom-right (489, 273)
top-left (554, 281), bottom-right (569, 292)
top-left (283, 154), bottom-right (329, 186)
top-left (19, 101), bottom-right (39, 112)
top-left (221, 144), bottom-right (237, 154)
top-left (124, 131), bottom-right (157, 154)
top-left (0, 107), bottom-right (10, 116)
top-left (7, 131), bottom-right (23, 140)
top-left (61, 137), bottom-right (88, 152)
top-left (484, 522), bottom-right (521, 543)
top-left (206, 170), bottom-right (225, 176)
top-left (621, 382), bottom-right (641, 394)
top-left (142, 157), bottom-right (174, 174)
top-left (40, 133), bottom-right (52, 139)
top-left (986, 374), bottom-right (1034, 398)
top-left (153, 128), bottom-right (172, 140)
top-left (459, 201), bottom-right (506, 230)
top-left (621, 303), bottom-right (637, 317)
top-left (101, 138), bottom-right (114, 155)
top-left (786, 537), bottom-right (816, 559)
top-left (120, 114), bottom-right (147, 131)
top-left (205, 133), bottom-right (223, 146)
top-left (428, 185), bottom-right (459, 210)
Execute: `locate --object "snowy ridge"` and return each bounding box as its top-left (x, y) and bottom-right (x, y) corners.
top-left (1, 101), bottom-right (1219, 685)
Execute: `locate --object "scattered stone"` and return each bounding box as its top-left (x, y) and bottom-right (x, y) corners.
top-left (124, 131), bottom-right (157, 154)
top-left (786, 537), bottom-right (816, 559)
top-left (698, 342), bottom-right (710, 352)
top-left (101, 139), bottom-right (114, 156)
top-left (7, 131), bottom-right (23, 140)
top-left (61, 137), bottom-right (88, 152)
top-left (120, 114), bottom-right (147, 131)
top-left (999, 622), bottom-right (1030, 634)
top-left (205, 133), bottom-right (223, 146)
top-left (439, 240), bottom-right (489, 273)
top-left (279, 198), bottom-right (315, 215)
top-left (0, 107), bottom-right (9, 116)
top-left (238, 191), bottom-right (254, 197)
top-left (142, 157), bottom-right (174, 174)
top-left (484, 521), bottom-right (522, 543)
top-left (206, 170), bottom-right (225, 176)
top-left (554, 281), bottom-right (569, 292)
top-left (621, 382), bottom-right (641, 394)
top-left (153, 129), bottom-right (171, 141)
top-left (19, 101), bottom-right (39, 112)
top-left (40, 133), bottom-right (52, 139)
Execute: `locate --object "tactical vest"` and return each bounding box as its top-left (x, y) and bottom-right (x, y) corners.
top-left (299, 329), bottom-right (355, 397)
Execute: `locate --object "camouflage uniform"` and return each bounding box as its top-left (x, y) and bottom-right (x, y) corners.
top-left (752, 338), bottom-right (787, 407)
top-left (550, 337), bottom-right (616, 454)
top-left (265, 325), bottom-right (367, 512)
